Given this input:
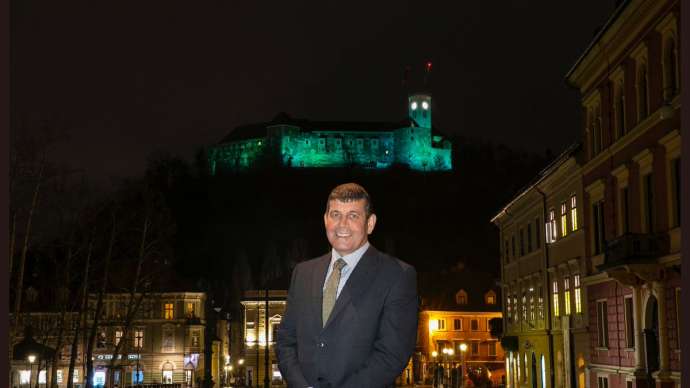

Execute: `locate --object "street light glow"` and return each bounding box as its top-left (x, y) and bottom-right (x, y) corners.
top-left (27, 354), bottom-right (36, 364)
top-left (459, 343), bottom-right (468, 352)
top-left (431, 351), bottom-right (438, 358)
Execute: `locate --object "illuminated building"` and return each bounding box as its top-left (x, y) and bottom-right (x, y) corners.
top-left (492, 143), bottom-right (587, 388)
top-left (207, 94), bottom-right (452, 173)
top-left (566, 0), bottom-right (682, 387)
top-left (414, 269), bottom-right (505, 387)
top-left (239, 290), bottom-right (287, 387)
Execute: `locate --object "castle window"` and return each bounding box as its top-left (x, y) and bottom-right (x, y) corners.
top-left (455, 290), bottom-right (468, 305)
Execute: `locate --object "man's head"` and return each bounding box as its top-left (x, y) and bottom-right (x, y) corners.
top-left (324, 183), bottom-right (377, 256)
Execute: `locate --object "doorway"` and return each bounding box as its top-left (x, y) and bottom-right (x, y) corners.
top-left (531, 353), bottom-right (537, 388)
top-left (644, 294), bottom-right (660, 373)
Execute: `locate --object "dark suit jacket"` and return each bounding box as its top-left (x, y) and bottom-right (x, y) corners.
top-left (276, 245), bottom-right (418, 388)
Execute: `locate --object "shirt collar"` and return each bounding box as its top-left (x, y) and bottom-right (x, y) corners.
top-left (331, 241), bottom-right (370, 271)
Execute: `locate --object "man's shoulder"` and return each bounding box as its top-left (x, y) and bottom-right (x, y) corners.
top-left (294, 252), bottom-right (330, 271)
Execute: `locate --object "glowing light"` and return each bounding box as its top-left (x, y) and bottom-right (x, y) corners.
top-left (27, 355), bottom-right (36, 364)
top-left (459, 343), bottom-right (468, 352)
top-left (411, 102), bottom-right (418, 110)
top-left (447, 348), bottom-right (455, 356)
top-left (238, 359), bottom-right (245, 365)
top-left (426, 61), bottom-right (433, 71)
top-left (431, 351), bottom-right (438, 358)
top-left (429, 320), bottom-right (438, 331)
top-left (422, 101), bottom-right (429, 110)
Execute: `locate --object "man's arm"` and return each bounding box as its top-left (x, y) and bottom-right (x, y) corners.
top-left (340, 264), bottom-right (419, 388)
top-left (275, 263), bottom-right (311, 387)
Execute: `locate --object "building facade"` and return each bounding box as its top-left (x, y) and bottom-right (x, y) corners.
top-left (238, 290), bottom-right (287, 388)
top-left (493, 144), bottom-right (588, 388)
top-left (415, 270), bottom-right (505, 387)
top-left (207, 94), bottom-right (452, 173)
top-left (565, 0), bottom-right (682, 387)
top-left (10, 292), bottom-right (228, 388)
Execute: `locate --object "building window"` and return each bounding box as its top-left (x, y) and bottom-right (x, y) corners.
top-left (643, 173), bottom-right (655, 233)
top-left (663, 37), bottom-right (679, 98)
top-left (504, 240), bottom-right (510, 263)
top-left (616, 81), bottom-right (626, 138)
top-left (437, 319), bottom-right (446, 330)
top-left (624, 297), bottom-right (634, 348)
top-left (546, 209), bottom-right (557, 243)
top-left (456, 290), bottom-right (468, 305)
top-left (97, 330), bottom-right (107, 348)
top-left (590, 107), bottom-right (603, 156)
top-left (513, 295), bottom-right (519, 323)
top-left (597, 301), bottom-right (609, 348)
top-left (471, 319), bottom-right (479, 331)
top-left (134, 329), bottom-right (144, 348)
top-left (574, 275), bottom-right (582, 314)
top-left (162, 325), bottom-right (175, 352)
top-left (538, 286), bottom-right (544, 320)
top-left (73, 369), bottom-right (80, 383)
top-left (552, 281), bottom-right (560, 317)
top-left (186, 302), bottom-right (196, 318)
top-left (561, 202), bottom-right (569, 237)
top-left (523, 353), bottom-right (528, 383)
top-left (522, 293), bottom-right (527, 322)
top-left (638, 64), bottom-right (649, 120)
top-left (592, 200), bottom-right (605, 255)
top-left (506, 292), bottom-right (512, 322)
top-left (530, 290), bottom-right (535, 322)
top-left (486, 291), bottom-right (496, 305)
top-left (527, 224), bottom-right (533, 253)
top-left (471, 342), bottom-right (479, 355)
top-left (621, 187), bottom-right (630, 234)
top-left (371, 139), bottom-right (379, 149)
top-left (133, 371), bottom-right (144, 385)
top-left (570, 195), bottom-right (578, 231)
top-left (56, 370), bottom-right (64, 384)
top-left (488, 341), bottom-right (497, 356)
top-left (164, 303), bottom-right (174, 320)
top-left (38, 370), bottom-right (47, 384)
top-left (519, 229), bottom-right (525, 256)
top-left (564, 277), bottom-right (571, 316)
top-left (115, 329), bottom-right (123, 346)
top-left (535, 217), bottom-right (541, 248)
top-left (162, 362), bottom-right (174, 384)
top-left (454, 319), bottom-right (462, 331)
top-left (191, 330), bottom-right (200, 347)
top-left (671, 158), bottom-right (681, 227)
top-left (598, 376), bottom-right (609, 388)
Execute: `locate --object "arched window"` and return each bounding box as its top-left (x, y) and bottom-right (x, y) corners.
top-left (455, 290), bottom-right (468, 305)
top-left (485, 290), bottom-right (496, 305)
top-left (616, 80), bottom-right (626, 138)
top-left (162, 362), bottom-right (174, 384)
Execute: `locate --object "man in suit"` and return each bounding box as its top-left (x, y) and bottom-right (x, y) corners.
top-left (276, 183), bottom-right (418, 388)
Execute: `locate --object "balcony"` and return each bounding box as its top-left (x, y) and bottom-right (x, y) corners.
top-left (601, 233), bottom-right (669, 269)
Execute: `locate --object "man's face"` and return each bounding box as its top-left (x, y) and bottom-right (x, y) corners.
top-left (324, 199), bottom-right (377, 256)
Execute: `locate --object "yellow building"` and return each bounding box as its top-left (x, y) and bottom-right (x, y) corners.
top-left (414, 269), bottom-right (505, 387)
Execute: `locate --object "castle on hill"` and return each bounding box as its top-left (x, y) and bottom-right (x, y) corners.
top-left (207, 94), bottom-right (452, 173)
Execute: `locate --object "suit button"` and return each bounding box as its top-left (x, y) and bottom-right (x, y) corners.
top-left (318, 342), bottom-right (325, 348)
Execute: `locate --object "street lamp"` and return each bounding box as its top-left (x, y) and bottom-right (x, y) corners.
top-left (459, 343), bottom-right (468, 387)
top-left (27, 354), bottom-right (36, 388)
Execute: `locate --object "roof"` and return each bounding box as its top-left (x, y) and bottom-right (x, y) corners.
top-left (217, 112), bottom-right (447, 144)
top-left (490, 142), bottom-right (582, 223)
top-left (418, 266), bottom-right (502, 313)
top-left (564, 0), bottom-right (631, 84)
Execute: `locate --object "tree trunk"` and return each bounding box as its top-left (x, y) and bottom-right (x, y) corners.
top-left (85, 222), bottom-right (116, 388)
top-left (13, 158), bottom-right (45, 331)
top-left (67, 236), bottom-right (93, 388)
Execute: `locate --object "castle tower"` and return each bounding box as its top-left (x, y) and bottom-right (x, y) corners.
top-left (408, 94), bottom-right (432, 128)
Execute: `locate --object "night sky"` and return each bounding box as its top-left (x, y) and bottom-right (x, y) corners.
top-left (12, 1), bottom-right (616, 184)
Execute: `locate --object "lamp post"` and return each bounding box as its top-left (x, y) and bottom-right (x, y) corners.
top-left (27, 354), bottom-right (36, 388)
top-left (459, 343), bottom-right (468, 388)
top-left (431, 351), bottom-right (438, 388)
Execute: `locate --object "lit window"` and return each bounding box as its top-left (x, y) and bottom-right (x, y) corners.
top-left (422, 101), bottom-right (429, 110)
top-left (187, 302), bottom-right (195, 318)
top-left (530, 291), bottom-right (535, 321)
top-left (561, 202), bottom-right (568, 237)
top-left (486, 291), bottom-right (496, 305)
top-left (546, 209), bottom-right (557, 243)
top-left (437, 319), bottom-right (446, 330)
top-left (115, 329), bottom-right (123, 346)
top-left (564, 277), bottom-right (571, 315)
top-left (38, 370), bottom-right (47, 384)
top-left (73, 369), bottom-right (80, 383)
top-left (570, 195), bottom-right (578, 231)
top-left (522, 294), bottom-right (527, 322)
top-left (513, 295), bottom-right (519, 323)
top-left (56, 370), bottom-right (63, 384)
top-left (506, 292), bottom-right (512, 322)
top-left (133, 371), bottom-right (144, 384)
top-left (574, 275), bottom-right (582, 314)
top-left (164, 303), bottom-right (174, 320)
top-left (552, 281), bottom-right (560, 317)
top-left (192, 331), bottom-right (200, 347)
top-left (134, 329), bottom-right (144, 348)
top-left (20, 371), bottom-right (30, 384)
top-left (624, 297), bottom-right (634, 348)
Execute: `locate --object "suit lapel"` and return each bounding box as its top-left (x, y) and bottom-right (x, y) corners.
top-left (322, 245), bottom-right (381, 331)
top-left (311, 253), bottom-right (331, 329)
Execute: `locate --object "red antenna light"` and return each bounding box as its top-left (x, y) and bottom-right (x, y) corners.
top-left (426, 61), bottom-right (433, 71)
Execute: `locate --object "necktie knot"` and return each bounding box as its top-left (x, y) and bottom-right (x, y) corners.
top-left (334, 258), bottom-right (347, 272)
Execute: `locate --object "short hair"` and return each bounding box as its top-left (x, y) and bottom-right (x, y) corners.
top-left (325, 182), bottom-right (374, 217)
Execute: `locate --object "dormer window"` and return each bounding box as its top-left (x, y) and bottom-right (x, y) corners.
top-left (456, 290), bottom-right (468, 305)
top-left (485, 290), bottom-right (497, 305)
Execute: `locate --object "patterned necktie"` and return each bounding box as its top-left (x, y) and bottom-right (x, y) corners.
top-left (322, 258), bottom-right (347, 327)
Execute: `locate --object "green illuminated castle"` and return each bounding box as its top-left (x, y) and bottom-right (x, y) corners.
top-left (207, 94), bottom-right (452, 173)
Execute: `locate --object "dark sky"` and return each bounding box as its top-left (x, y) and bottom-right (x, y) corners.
top-left (12, 1), bottom-right (616, 184)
